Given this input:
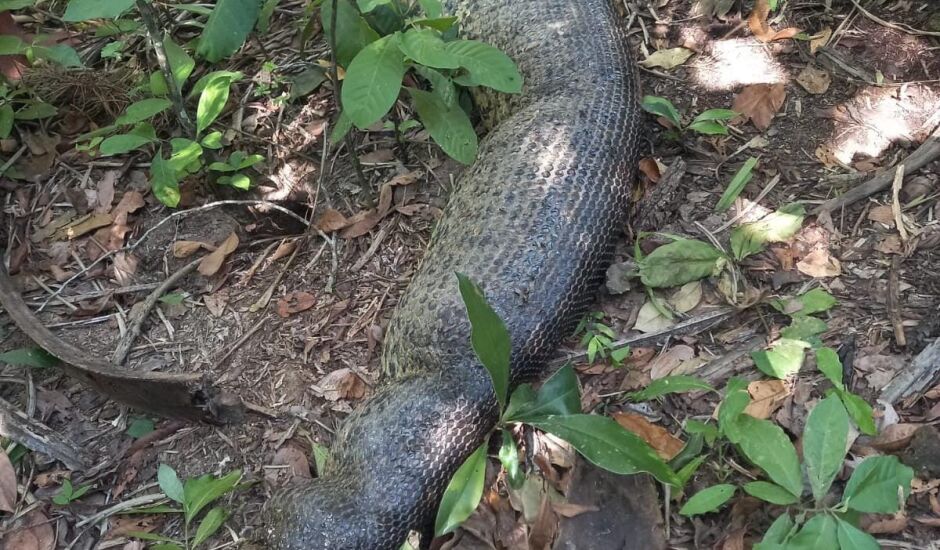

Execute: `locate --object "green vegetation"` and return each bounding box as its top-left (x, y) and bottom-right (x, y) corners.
top-left (52, 478), bottom-right (92, 505)
top-left (641, 95), bottom-right (737, 137)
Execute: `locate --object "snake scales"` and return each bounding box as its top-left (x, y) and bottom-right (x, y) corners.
top-left (264, 0), bottom-right (640, 547)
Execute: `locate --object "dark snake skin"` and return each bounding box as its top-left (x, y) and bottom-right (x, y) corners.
top-left (264, 0), bottom-right (640, 547)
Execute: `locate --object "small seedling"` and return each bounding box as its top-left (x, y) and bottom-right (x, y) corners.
top-left (53, 479), bottom-right (92, 505)
top-left (575, 312), bottom-right (630, 366)
top-left (641, 95), bottom-right (737, 137)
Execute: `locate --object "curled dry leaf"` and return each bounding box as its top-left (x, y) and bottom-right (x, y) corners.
top-left (795, 66), bottom-right (831, 94)
top-left (61, 213), bottom-right (113, 240)
top-left (638, 157), bottom-right (662, 183)
top-left (340, 170), bottom-right (422, 239)
top-left (810, 27), bottom-right (833, 54)
top-left (269, 240), bottom-right (296, 262)
top-left (0, 450), bottom-right (15, 513)
top-left (870, 423), bottom-right (922, 452)
top-left (639, 47), bottom-right (694, 70)
top-left (868, 205), bottom-right (895, 225)
top-left (862, 511), bottom-right (908, 534)
top-left (319, 368), bottom-right (367, 401)
top-left (198, 232), bottom-right (239, 277)
top-left (747, 0), bottom-right (800, 42)
top-left (796, 248), bottom-right (842, 278)
top-left (276, 291), bottom-right (316, 318)
top-left (272, 445), bottom-right (312, 479)
top-left (112, 252), bottom-right (138, 286)
top-left (612, 412), bottom-right (684, 460)
top-left (359, 148), bottom-right (395, 164)
top-left (744, 379), bottom-right (791, 420)
top-left (95, 170), bottom-right (118, 214)
top-left (732, 83), bottom-right (786, 131)
top-left (172, 240), bottom-right (214, 258)
top-left (313, 208), bottom-right (351, 233)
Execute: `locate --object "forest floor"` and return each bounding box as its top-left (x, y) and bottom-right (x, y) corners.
top-left (1, 0), bottom-right (940, 549)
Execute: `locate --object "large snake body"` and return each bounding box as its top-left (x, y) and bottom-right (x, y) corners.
top-left (265, 0), bottom-right (640, 547)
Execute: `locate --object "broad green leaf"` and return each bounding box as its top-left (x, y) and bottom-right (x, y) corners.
top-left (330, 110), bottom-right (353, 145)
top-left (164, 35), bottom-right (195, 87)
top-left (815, 347), bottom-right (844, 390)
top-left (399, 28), bottom-right (458, 68)
top-left (679, 484), bottom-right (735, 516)
top-left (637, 238), bottom-right (725, 288)
top-left (183, 470), bottom-right (242, 523)
top-left (342, 34), bottom-right (405, 129)
top-left (629, 375), bottom-right (713, 401)
top-left (835, 517), bottom-right (880, 550)
top-left (192, 507), bottom-right (228, 547)
top-left (447, 39), bottom-right (523, 93)
top-left (116, 98), bottom-right (173, 126)
top-left (218, 173), bottom-right (251, 189)
top-left (413, 65), bottom-right (456, 107)
top-left (0, 0), bottom-right (35, 10)
top-left (838, 390), bottom-right (876, 436)
top-left (684, 419), bottom-right (719, 446)
top-left (435, 444), bottom-right (486, 536)
top-left (126, 417), bottom-right (155, 438)
top-left (94, 19), bottom-right (140, 37)
top-left (150, 151), bottom-right (181, 207)
top-left (456, 272), bottom-right (510, 409)
top-left (687, 119), bottom-right (728, 135)
top-left (99, 133), bottom-right (155, 156)
top-left (417, 0), bottom-right (442, 17)
top-left (410, 86), bottom-right (477, 164)
top-left (758, 513), bottom-right (795, 547)
top-left (201, 131), bottom-right (224, 150)
top-left (610, 345), bottom-right (631, 365)
top-left (357, 0), bottom-right (392, 13)
top-left (803, 394), bottom-right (849, 502)
top-left (735, 415), bottom-right (803, 498)
top-left (529, 414), bottom-right (680, 486)
top-left (150, 72), bottom-right (169, 97)
top-left (842, 455), bottom-right (913, 514)
top-left (0, 104), bottom-right (13, 139)
top-left (715, 157), bottom-right (758, 212)
top-left (158, 464), bottom-right (184, 503)
top-left (168, 138), bottom-right (203, 173)
top-left (31, 44), bottom-right (83, 67)
top-left (188, 70), bottom-right (243, 99)
top-left (0, 35), bottom-right (26, 56)
top-left (196, 0), bottom-right (262, 63)
top-left (718, 378), bottom-right (751, 441)
top-left (730, 203), bottom-right (805, 260)
top-left (799, 288), bottom-right (837, 315)
top-left (751, 338), bottom-right (809, 379)
top-left (780, 315), bottom-right (828, 343)
top-left (693, 108), bottom-right (737, 122)
top-left (411, 16), bottom-right (457, 31)
top-left (322, 0), bottom-right (380, 67)
top-left (100, 40), bottom-right (124, 59)
top-left (229, 151), bottom-right (264, 169)
top-left (498, 430), bottom-right (523, 489)
top-left (63, 0), bottom-right (135, 21)
top-left (257, 0), bottom-right (279, 33)
top-left (196, 71), bottom-right (242, 135)
top-left (0, 347), bottom-right (58, 368)
top-left (288, 66), bottom-right (327, 99)
top-left (675, 454), bottom-right (707, 486)
top-left (786, 514), bottom-right (837, 550)
top-left (743, 481), bottom-right (798, 505)
top-left (14, 102), bottom-right (56, 120)
top-left (641, 95), bottom-right (681, 128)
top-left (503, 364), bottom-right (580, 422)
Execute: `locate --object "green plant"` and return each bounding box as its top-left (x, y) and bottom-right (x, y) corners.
top-left (52, 478), bottom-right (92, 505)
top-left (130, 464), bottom-right (242, 550)
top-left (641, 95), bottom-right (737, 137)
top-left (326, 0), bottom-right (523, 164)
top-left (434, 274), bottom-right (680, 536)
top-left (574, 311), bottom-right (631, 366)
top-left (0, 85), bottom-right (58, 140)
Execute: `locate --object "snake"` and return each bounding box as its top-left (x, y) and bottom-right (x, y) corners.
top-left (264, 0), bottom-right (640, 547)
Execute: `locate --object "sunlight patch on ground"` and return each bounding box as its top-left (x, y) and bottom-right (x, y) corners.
top-left (685, 36), bottom-right (788, 91)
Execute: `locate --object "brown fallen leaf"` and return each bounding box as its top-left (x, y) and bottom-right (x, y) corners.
top-left (638, 157), bottom-right (661, 183)
top-left (59, 213), bottom-right (113, 240)
top-left (269, 240), bottom-right (296, 262)
top-left (359, 148), bottom-right (395, 164)
top-left (0, 450), bottom-right (15, 513)
top-left (313, 208), bottom-right (351, 233)
top-left (612, 412), bottom-right (684, 460)
top-left (95, 170), bottom-right (118, 214)
top-left (815, 144), bottom-right (843, 169)
top-left (870, 423), bottom-right (922, 452)
top-left (104, 191), bottom-right (146, 250)
top-left (875, 235), bottom-right (903, 255)
top-left (795, 66), bottom-right (831, 94)
top-left (862, 511), bottom-right (908, 534)
top-left (198, 232), bottom-right (239, 277)
top-left (732, 83), bottom-right (786, 131)
top-left (107, 515), bottom-right (162, 539)
top-left (172, 240), bottom-right (214, 258)
top-left (272, 445), bottom-right (312, 479)
top-left (810, 27), bottom-right (833, 54)
top-left (550, 501), bottom-right (598, 518)
top-left (340, 171), bottom-right (422, 239)
top-left (796, 248), bottom-right (842, 278)
top-left (747, 0), bottom-right (800, 42)
top-left (319, 368), bottom-right (367, 401)
top-left (868, 205), bottom-right (895, 225)
top-left (745, 379), bottom-right (791, 420)
top-left (276, 291), bottom-right (316, 318)
top-left (203, 291), bottom-right (228, 317)
top-left (112, 252), bottom-right (138, 286)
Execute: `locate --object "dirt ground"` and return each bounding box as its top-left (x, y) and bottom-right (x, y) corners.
top-left (2, 0), bottom-right (940, 549)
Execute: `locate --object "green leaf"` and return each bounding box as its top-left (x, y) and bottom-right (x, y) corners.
top-left (196, 0), bottom-right (262, 63)
top-left (164, 35), bottom-right (195, 87)
top-left (715, 157), bottom-right (758, 212)
top-left (411, 16), bottom-right (457, 31)
top-left (838, 390), bottom-right (876, 436)
top-left (116, 98), bottom-right (172, 126)
top-left (641, 95), bottom-right (682, 128)
top-left (0, 0), bottom-right (36, 10)
top-left (731, 203), bottom-right (805, 260)
top-left (675, 454), bottom-right (707, 487)
top-left (311, 442), bottom-right (330, 476)
top-left (183, 470), bottom-right (242, 523)
top-left (447, 39), bottom-right (523, 93)
top-left (288, 66), bottom-right (327, 99)
top-left (751, 338), bottom-right (809, 379)
top-left (743, 481), bottom-right (799, 505)
top-left (0, 35), bottom-right (26, 56)
top-left (835, 517), bottom-right (880, 550)
top-left (150, 150), bottom-right (181, 207)
top-left (842, 456), bottom-right (913, 513)
top-left (218, 173), bottom-right (251, 190)
top-left (680, 484), bottom-right (736, 516)
top-left (610, 345), bottom-right (631, 365)
top-left (0, 103), bottom-right (13, 139)
top-left (63, 0), bottom-right (135, 21)
top-left (321, 0), bottom-right (380, 68)
top-left (189, 70), bottom-right (242, 99)
top-left (126, 417), bottom-right (155, 438)
top-left (637, 238), bottom-right (725, 288)
top-left (342, 34), bottom-right (405, 129)
top-left (192, 507), bottom-right (228, 547)
top-left (780, 315), bottom-right (828, 343)
top-left (804, 394), bottom-right (849, 502)
top-left (503, 364), bottom-right (580, 422)
top-left (99, 133), bottom-right (155, 156)
top-left (31, 44), bottom-right (83, 67)
top-left (456, 272), bottom-right (510, 410)
top-left (399, 28), bottom-right (458, 68)
top-left (330, 110), bottom-right (353, 145)
top-left (0, 347), bottom-right (58, 368)
top-left (100, 40), bottom-right (124, 59)
top-left (787, 514), bottom-right (837, 549)
top-left (357, 0), bottom-right (392, 12)
top-left (758, 513), bottom-right (795, 547)
top-left (815, 348), bottom-right (844, 390)
top-left (684, 420), bottom-right (719, 446)
top-left (168, 138), bottom-right (203, 173)
top-left (158, 464), bottom-right (184, 503)
top-left (196, 71), bottom-right (242, 135)
top-left (687, 119), bottom-right (728, 135)
top-left (94, 19), bottom-right (140, 37)
top-left (799, 288), bottom-right (837, 315)
top-left (417, 0), bottom-right (442, 17)
top-left (735, 415), bottom-right (803, 498)
top-left (413, 65), bottom-right (456, 107)
top-left (498, 430), bottom-right (523, 489)
top-left (529, 414), bottom-right (680, 486)
top-left (718, 378), bottom-right (751, 441)
top-left (14, 101), bottom-right (56, 120)
top-left (257, 0), bottom-right (279, 33)
top-left (435, 444), bottom-right (486, 536)
top-left (693, 108), bottom-right (737, 122)
top-left (629, 375), bottom-right (713, 401)
top-left (201, 131), bottom-right (224, 150)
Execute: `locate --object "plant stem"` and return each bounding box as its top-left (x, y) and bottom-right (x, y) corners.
top-left (136, 0), bottom-right (194, 136)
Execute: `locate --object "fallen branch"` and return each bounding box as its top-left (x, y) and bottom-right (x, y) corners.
top-left (0, 397), bottom-right (91, 471)
top-left (880, 337), bottom-right (940, 405)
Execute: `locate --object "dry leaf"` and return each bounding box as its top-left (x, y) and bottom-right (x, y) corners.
top-left (359, 149), bottom-right (395, 163)
top-left (313, 208), bottom-right (351, 233)
top-left (796, 66), bottom-right (831, 94)
top-left (340, 171), bottom-right (422, 238)
top-left (632, 299), bottom-right (672, 333)
top-left (203, 292), bottom-right (228, 317)
top-left (863, 512), bottom-right (907, 534)
top-left (319, 368), bottom-right (367, 401)
top-left (613, 412), bottom-right (684, 460)
top-left (272, 446), bottom-right (312, 479)
top-left (870, 423), bottom-right (921, 452)
top-left (745, 379), bottom-right (791, 419)
top-left (550, 501), bottom-right (598, 518)
top-left (95, 170), bottom-right (118, 214)
top-left (276, 291), bottom-right (316, 318)
top-left (638, 157), bottom-right (662, 183)
top-left (639, 47), bottom-right (695, 70)
top-left (269, 240), bottom-right (296, 262)
top-left (747, 0), bottom-right (800, 42)
top-left (107, 515), bottom-right (162, 539)
top-left (796, 248), bottom-right (842, 277)
top-left (59, 213), bottom-right (113, 240)
top-left (810, 27), bottom-right (833, 54)
top-left (733, 84), bottom-right (786, 131)
top-left (172, 240), bottom-right (213, 258)
top-left (198, 232), bottom-right (239, 277)
top-left (815, 144), bottom-right (842, 168)
top-left (0, 450), bottom-right (15, 513)
top-left (669, 281), bottom-right (702, 313)
top-left (875, 235), bottom-right (903, 255)
top-left (868, 205), bottom-right (895, 225)
top-left (112, 252), bottom-right (138, 286)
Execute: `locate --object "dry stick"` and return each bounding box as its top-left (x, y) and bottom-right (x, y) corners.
top-left (136, 0), bottom-right (193, 135)
top-left (887, 256), bottom-right (906, 347)
top-left (848, 0), bottom-right (940, 37)
top-left (891, 164), bottom-right (908, 242)
top-left (111, 258), bottom-right (201, 365)
top-left (0, 396), bottom-right (91, 471)
top-left (811, 125), bottom-right (940, 216)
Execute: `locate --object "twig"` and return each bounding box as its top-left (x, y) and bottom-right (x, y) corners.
top-left (881, 337), bottom-right (940, 405)
top-left (136, 0), bottom-right (194, 135)
top-left (0, 396), bottom-right (91, 470)
top-left (216, 316), bottom-right (271, 383)
top-left (848, 0), bottom-right (940, 37)
top-left (887, 256), bottom-right (906, 347)
top-left (0, 145), bottom-right (27, 178)
top-left (112, 258), bottom-right (201, 365)
top-left (75, 493), bottom-right (169, 528)
top-left (249, 237), bottom-right (302, 312)
top-left (891, 164), bottom-right (908, 242)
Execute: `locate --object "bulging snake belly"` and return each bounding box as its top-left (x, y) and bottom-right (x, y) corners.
top-left (265, 0), bottom-right (641, 547)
